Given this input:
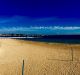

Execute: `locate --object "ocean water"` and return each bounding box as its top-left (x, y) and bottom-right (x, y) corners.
top-left (0, 35), bottom-right (80, 44)
top-left (18, 37), bottom-right (80, 44)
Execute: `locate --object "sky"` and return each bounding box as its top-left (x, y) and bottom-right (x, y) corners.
top-left (0, 0), bottom-right (80, 34)
top-left (0, 0), bottom-right (80, 18)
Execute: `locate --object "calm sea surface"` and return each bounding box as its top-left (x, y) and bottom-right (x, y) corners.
top-left (19, 37), bottom-right (80, 44)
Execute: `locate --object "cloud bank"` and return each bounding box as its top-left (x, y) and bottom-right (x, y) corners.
top-left (0, 16), bottom-right (79, 34)
top-left (0, 26), bottom-right (80, 34)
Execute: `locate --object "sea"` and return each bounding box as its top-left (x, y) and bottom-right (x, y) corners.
top-left (1, 35), bottom-right (80, 44)
top-left (17, 35), bottom-right (80, 44)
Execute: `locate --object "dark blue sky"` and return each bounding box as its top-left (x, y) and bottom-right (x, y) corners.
top-left (0, 0), bottom-right (80, 18)
top-left (0, 0), bottom-right (80, 34)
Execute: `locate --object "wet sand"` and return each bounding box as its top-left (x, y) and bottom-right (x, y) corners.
top-left (0, 39), bottom-right (80, 75)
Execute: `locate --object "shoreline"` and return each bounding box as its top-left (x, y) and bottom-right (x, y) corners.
top-left (0, 37), bottom-right (80, 44)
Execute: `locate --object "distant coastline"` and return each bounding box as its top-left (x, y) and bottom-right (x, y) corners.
top-left (0, 34), bottom-right (80, 44)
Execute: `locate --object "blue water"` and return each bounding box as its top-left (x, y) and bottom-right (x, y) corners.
top-left (18, 38), bottom-right (80, 44)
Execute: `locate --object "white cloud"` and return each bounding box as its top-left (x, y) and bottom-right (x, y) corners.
top-left (0, 26), bottom-right (79, 33)
top-left (30, 26), bottom-right (80, 30)
top-left (0, 26), bottom-right (79, 34)
top-left (53, 26), bottom-right (80, 30)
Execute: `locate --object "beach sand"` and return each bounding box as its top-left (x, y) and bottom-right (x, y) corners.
top-left (0, 39), bottom-right (79, 75)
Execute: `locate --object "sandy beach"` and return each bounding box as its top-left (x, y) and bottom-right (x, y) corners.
top-left (0, 39), bottom-right (80, 75)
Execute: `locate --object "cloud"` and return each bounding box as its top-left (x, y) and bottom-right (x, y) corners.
top-left (0, 26), bottom-right (79, 35)
top-left (30, 26), bottom-right (80, 30)
top-left (0, 16), bottom-right (79, 34)
top-left (53, 26), bottom-right (80, 30)
top-left (0, 26), bottom-right (80, 31)
top-left (0, 26), bottom-right (79, 31)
